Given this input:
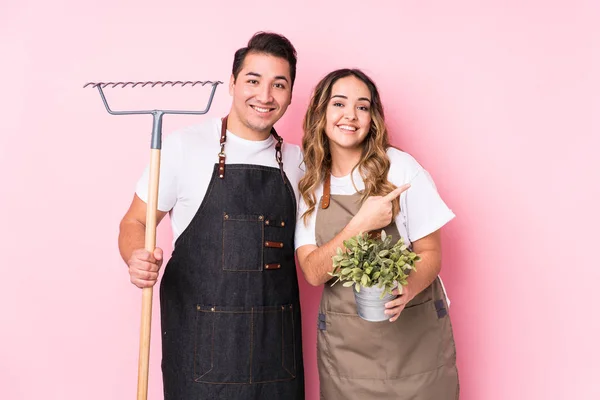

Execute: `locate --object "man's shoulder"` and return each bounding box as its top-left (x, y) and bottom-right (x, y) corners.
top-left (282, 142), bottom-right (303, 161)
top-left (170, 117), bottom-right (221, 142)
top-left (282, 142), bottom-right (304, 173)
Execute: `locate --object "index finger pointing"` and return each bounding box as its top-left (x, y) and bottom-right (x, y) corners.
top-left (382, 184), bottom-right (411, 201)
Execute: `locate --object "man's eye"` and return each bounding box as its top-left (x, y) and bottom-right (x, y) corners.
top-left (248, 80), bottom-right (259, 84)
top-left (274, 83), bottom-right (285, 89)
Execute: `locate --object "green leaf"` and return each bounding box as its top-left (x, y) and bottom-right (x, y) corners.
top-left (355, 283), bottom-right (361, 293)
top-left (342, 281), bottom-right (355, 287)
top-left (361, 274), bottom-right (369, 286)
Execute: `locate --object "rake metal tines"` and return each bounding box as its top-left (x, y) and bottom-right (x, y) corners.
top-left (84, 80), bottom-right (222, 149)
top-left (83, 80), bottom-right (221, 89)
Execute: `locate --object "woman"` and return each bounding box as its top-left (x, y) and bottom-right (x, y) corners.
top-left (295, 69), bottom-right (459, 399)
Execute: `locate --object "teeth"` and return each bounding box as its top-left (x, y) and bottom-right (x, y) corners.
top-left (253, 106), bottom-right (270, 113)
top-left (338, 125), bottom-right (357, 131)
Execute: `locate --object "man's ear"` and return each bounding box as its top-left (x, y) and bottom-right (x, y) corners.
top-left (229, 74), bottom-right (235, 96)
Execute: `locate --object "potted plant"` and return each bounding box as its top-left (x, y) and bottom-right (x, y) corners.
top-left (329, 230), bottom-right (421, 322)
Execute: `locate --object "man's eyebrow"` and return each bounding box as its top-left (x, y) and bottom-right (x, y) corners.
top-left (245, 72), bottom-right (289, 83)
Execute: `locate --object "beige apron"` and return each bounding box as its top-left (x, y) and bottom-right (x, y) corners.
top-left (315, 176), bottom-right (459, 399)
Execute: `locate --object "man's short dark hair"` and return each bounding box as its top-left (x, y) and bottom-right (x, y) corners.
top-left (232, 32), bottom-right (297, 88)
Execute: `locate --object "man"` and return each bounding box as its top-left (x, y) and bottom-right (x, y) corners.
top-left (118, 32), bottom-right (305, 399)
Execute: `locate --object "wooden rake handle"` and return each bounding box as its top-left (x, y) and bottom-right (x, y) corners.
top-left (83, 80), bottom-right (223, 400)
top-left (137, 149), bottom-right (161, 400)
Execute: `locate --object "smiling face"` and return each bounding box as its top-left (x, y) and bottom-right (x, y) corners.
top-left (324, 75), bottom-right (373, 152)
top-left (228, 52), bottom-right (293, 137)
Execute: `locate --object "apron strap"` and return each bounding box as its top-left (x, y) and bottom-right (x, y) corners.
top-left (320, 173), bottom-right (331, 209)
top-left (219, 115), bottom-right (285, 180)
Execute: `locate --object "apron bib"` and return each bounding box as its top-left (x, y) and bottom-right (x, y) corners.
top-left (159, 116), bottom-right (305, 399)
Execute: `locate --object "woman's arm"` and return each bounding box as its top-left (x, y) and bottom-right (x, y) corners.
top-left (384, 229), bottom-right (442, 321)
top-left (296, 185), bottom-right (410, 286)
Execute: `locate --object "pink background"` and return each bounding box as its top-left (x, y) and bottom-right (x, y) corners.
top-left (1, 1), bottom-right (599, 399)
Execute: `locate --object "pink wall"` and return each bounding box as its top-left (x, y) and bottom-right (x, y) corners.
top-left (1, 1), bottom-right (599, 399)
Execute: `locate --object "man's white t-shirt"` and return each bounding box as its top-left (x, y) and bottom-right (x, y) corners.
top-left (295, 147), bottom-right (455, 249)
top-left (135, 118), bottom-right (304, 244)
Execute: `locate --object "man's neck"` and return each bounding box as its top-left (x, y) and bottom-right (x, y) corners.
top-left (226, 113), bottom-right (272, 141)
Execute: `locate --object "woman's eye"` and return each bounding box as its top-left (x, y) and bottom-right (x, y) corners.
top-left (333, 102), bottom-right (343, 107)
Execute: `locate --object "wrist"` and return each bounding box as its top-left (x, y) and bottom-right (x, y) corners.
top-left (346, 216), bottom-right (366, 234)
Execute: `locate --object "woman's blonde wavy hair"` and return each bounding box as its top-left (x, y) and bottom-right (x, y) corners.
top-left (299, 68), bottom-right (398, 224)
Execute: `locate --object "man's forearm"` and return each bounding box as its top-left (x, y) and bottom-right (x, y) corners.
top-left (118, 218), bottom-right (146, 264)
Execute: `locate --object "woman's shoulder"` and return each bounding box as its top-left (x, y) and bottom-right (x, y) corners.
top-left (386, 147), bottom-right (423, 181)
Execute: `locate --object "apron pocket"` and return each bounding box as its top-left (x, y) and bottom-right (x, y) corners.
top-left (222, 213), bottom-right (264, 271)
top-left (194, 304), bottom-right (296, 384)
top-left (321, 299), bottom-right (442, 379)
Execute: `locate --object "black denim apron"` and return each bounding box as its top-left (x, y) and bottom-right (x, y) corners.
top-left (159, 116), bottom-right (305, 399)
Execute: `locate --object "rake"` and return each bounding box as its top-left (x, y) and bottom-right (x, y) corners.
top-left (85, 80), bottom-right (222, 400)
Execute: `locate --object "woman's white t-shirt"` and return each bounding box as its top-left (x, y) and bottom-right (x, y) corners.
top-left (294, 148), bottom-right (455, 303)
top-left (295, 147), bottom-right (455, 249)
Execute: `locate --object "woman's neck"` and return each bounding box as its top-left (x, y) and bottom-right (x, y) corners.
top-left (329, 146), bottom-right (362, 177)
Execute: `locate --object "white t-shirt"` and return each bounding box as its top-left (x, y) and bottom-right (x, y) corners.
top-left (294, 148), bottom-right (455, 304)
top-left (295, 148), bottom-right (455, 249)
top-left (136, 117), bottom-right (304, 244)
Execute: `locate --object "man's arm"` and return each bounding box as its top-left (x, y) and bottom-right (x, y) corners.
top-left (118, 194), bottom-right (168, 288)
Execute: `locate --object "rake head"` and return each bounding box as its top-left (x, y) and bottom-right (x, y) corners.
top-left (85, 79), bottom-right (223, 148)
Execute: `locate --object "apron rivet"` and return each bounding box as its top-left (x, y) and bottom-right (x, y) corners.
top-left (265, 264), bottom-right (269, 269)
top-left (279, 243), bottom-right (283, 248)
top-left (281, 221), bottom-right (285, 227)
top-left (265, 220), bottom-right (270, 225)
top-left (219, 174), bottom-right (223, 178)
top-left (259, 215), bottom-right (264, 220)
top-left (211, 307), bottom-right (215, 312)
top-left (196, 305), bottom-right (200, 310)
top-left (224, 214), bottom-right (229, 219)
